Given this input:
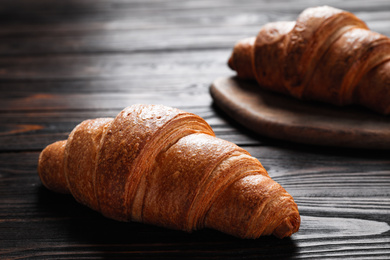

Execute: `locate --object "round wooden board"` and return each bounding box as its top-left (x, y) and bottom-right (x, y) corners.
top-left (210, 77), bottom-right (390, 149)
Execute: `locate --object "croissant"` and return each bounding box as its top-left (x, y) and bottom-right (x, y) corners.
top-left (37, 104), bottom-right (300, 239)
top-left (228, 6), bottom-right (390, 115)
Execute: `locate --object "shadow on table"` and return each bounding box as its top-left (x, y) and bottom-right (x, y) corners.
top-left (37, 186), bottom-right (299, 259)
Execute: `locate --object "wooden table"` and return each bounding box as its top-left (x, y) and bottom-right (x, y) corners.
top-left (1, 0), bottom-right (389, 258)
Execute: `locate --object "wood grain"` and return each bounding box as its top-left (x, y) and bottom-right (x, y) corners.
top-left (1, 0), bottom-right (389, 259)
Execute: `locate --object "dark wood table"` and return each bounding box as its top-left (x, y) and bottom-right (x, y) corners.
top-left (1, 0), bottom-right (389, 259)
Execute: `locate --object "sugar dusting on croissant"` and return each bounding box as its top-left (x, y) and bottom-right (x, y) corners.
top-left (38, 104), bottom-right (300, 239)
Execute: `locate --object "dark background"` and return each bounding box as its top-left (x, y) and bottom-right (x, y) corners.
top-left (1, 0), bottom-right (389, 259)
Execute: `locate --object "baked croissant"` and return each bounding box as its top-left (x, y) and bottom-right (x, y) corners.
top-left (228, 6), bottom-right (390, 115)
top-left (37, 104), bottom-right (300, 239)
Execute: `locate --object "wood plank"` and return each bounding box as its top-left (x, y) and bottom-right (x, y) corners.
top-left (0, 92), bottom-right (212, 111)
top-left (1, 21), bottom-right (388, 56)
top-left (0, 51), bottom-right (230, 112)
top-left (0, 50), bottom-right (232, 81)
top-left (0, 77), bottom-right (215, 94)
top-left (1, 0), bottom-right (389, 17)
top-left (0, 8), bottom-right (387, 36)
top-left (0, 11), bottom-right (387, 56)
top-left (0, 50), bottom-right (233, 112)
top-left (0, 0), bottom-right (388, 57)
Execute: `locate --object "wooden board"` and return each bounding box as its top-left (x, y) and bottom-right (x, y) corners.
top-left (210, 76), bottom-right (390, 149)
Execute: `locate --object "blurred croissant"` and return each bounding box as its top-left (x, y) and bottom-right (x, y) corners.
top-left (228, 6), bottom-right (390, 114)
top-left (38, 104), bottom-right (300, 239)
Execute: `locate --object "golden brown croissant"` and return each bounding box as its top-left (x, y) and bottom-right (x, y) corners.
top-left (228, 6), bottom-right (390, 115)
top-left (37, 104), bottom-right (300, 239)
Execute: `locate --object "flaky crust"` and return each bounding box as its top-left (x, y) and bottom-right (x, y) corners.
top-left (38, 104), bottom-right (300, 239)
top-left (228, 6), bottom-right (390, 114)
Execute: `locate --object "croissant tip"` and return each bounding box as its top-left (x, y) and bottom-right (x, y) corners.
top-left (38, 140), bottom-right (70, 194)
top-left (228, 55), bottom-right (235, 71)
top-left (272, 214), bottom-right (301, 239)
